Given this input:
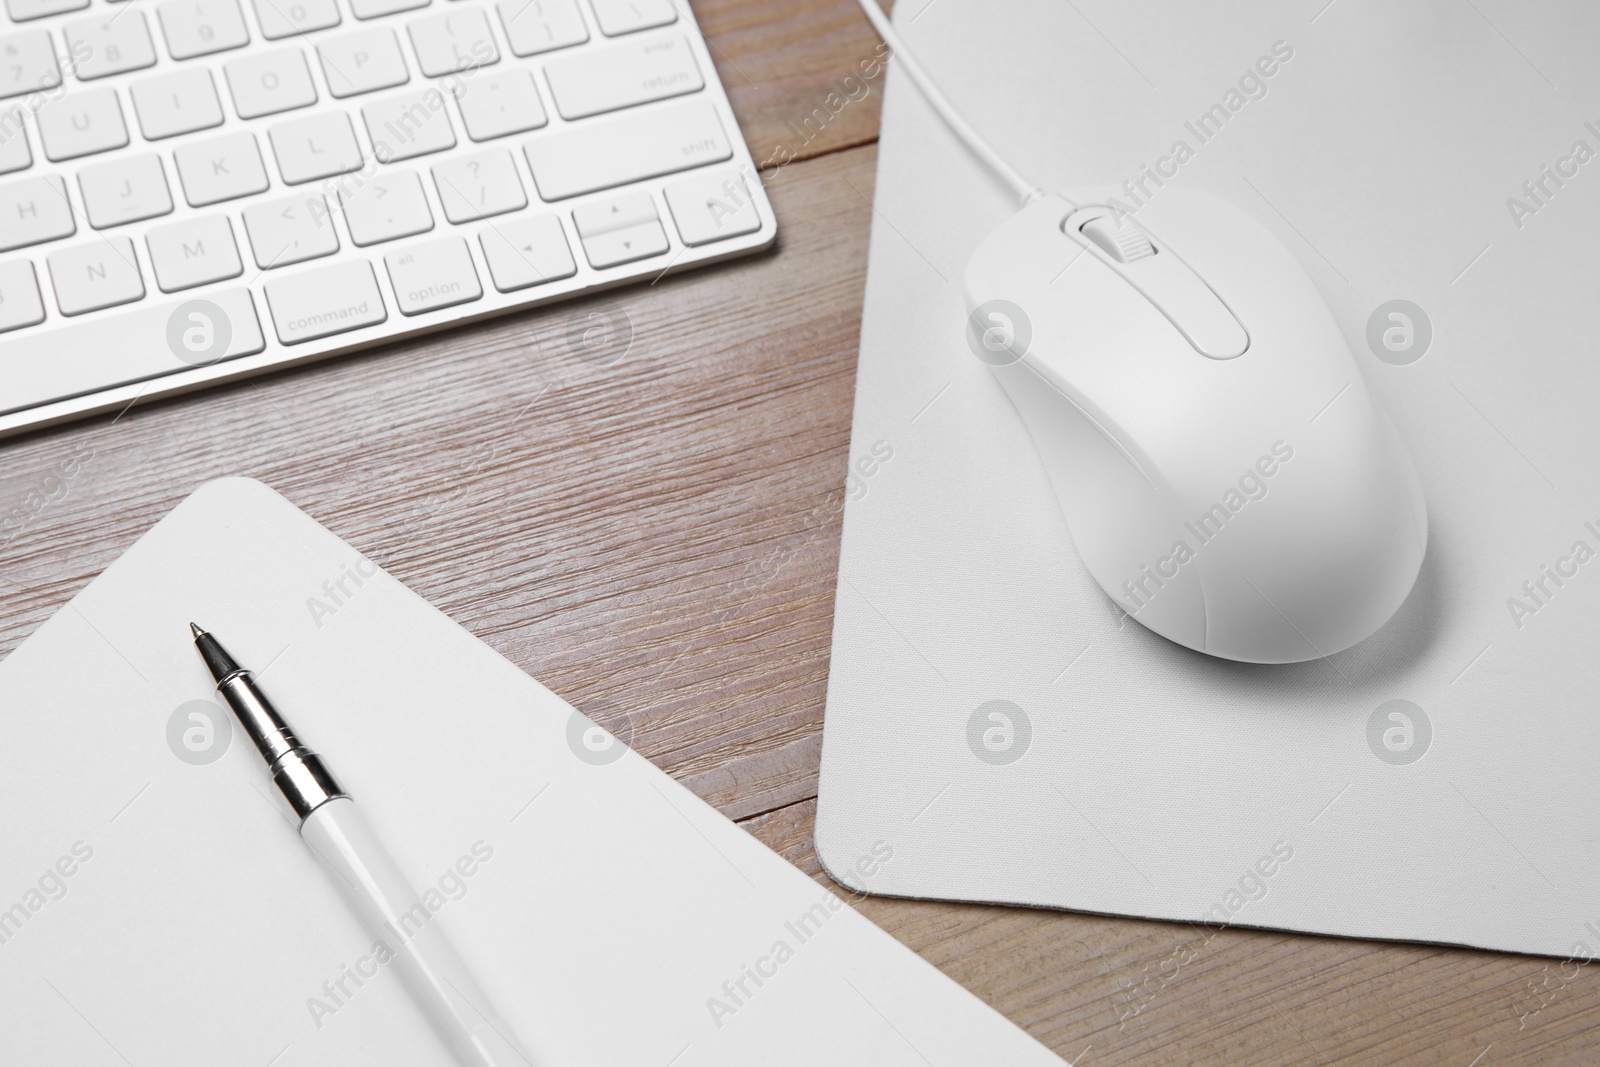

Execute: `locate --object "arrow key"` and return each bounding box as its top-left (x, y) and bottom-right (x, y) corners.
top-left (570, 191), bottom-right (667, 266)
top-left (572, 191), bottom-right (657, 239)
top-left (580, 219), bottom-right (668, 269)
top-left (478, 213), bottom-right (576, 292)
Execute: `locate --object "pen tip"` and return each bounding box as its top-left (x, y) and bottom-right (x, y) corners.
top-left (191, 625), bottom-right (240, 683)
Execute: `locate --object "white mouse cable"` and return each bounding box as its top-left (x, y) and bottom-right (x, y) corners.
top-left (854, 0), bottom-right (1048, 207)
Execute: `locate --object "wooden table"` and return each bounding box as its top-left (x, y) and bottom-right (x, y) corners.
top-left (2, 1), bottom-right (1594, 1062)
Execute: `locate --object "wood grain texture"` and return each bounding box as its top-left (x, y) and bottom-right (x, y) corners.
top-left (1, 1), bottom-right (1597, 1064)
top-left (745, 801), bottom-right (1600, 1066)
top-left (696, 0), bottom-right (893, 170)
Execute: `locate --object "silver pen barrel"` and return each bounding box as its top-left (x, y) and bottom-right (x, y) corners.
top-left (193, 623), bottom-right (346, 821)
top-left (217, 671), bottom-right (347, 820)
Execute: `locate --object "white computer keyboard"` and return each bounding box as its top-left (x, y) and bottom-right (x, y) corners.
top-left (0, 0), bottom-right (776, 437)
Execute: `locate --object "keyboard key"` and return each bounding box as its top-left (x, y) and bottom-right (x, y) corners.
top-left (455, 67), bottom-right (545, 141)
top-left (157, 0), bottom-right (250, 60)
top-left (363, 89), bottom-right (455, 162)
top-left (0, 259), bottom-right (45, 334)
top-left (545, 34), bottom-right (700, 120)
top-left (268, 111), bottom-right (362, 183)
top-left (431, 148), bottom-right (524, 222)
top-left (384, 235), bottom-right (479, 314)
top-left (338, 169), bottom-right (432, 245)
top-left (664, 167), bottom-right (760, 245)
top-left (496, 0), bottom-right (586, 57)
top-left (132, 69), bottom-right (225, 139)
top-left (576, 214), bottom-right (662, 268)
top-left (47, 236), bottom-right (145, 315)
top-left (0, 110), bottom-right (31, 173)
top-left (317, 28), bottom-right (408, 98)
top-left (79, 153), bottom-right (174, 229)
top-left (590, 0), bottom-right (675, 36)
top-left (581, 223), bottom-right (670, 267)
top-left (571, 190), bottom-right (655, 237)
top-left (132, 69), bottom-right (224, 143)
top-left (243, 191), bottom-right (338, 267)
top-left (5, 0), bottom-right (87, 22)
top-left (348, 0), bottom-right (425, 18)
top-left (65, 11), bottom-right (158, 80)
top-left (0, 175), bottom-right (74, 251)
top-left (0, 31), bottom-right (62, 100)
top-left (225, 47), bottom-right (317, 119)
top-left (264, 258), bottom-right (386, 343)
top-left (524, 98), bottom-right (728, 200)
top-left (478, 213), bottom-right (573, 291)
top-left (252, 0), bottom-right (340, 39)
top-left (174, 131), bottom-right (269, 206)
top-left (37, 88), bottom-right (129, 161)
top-left (572, 192), bottom-right (666, 268)
top-left (408, 8), bottom-right (497, 77)
top-left (0, 288), bottom-right (265, 417)
top-left (147, 213), bottom-right (243, 291)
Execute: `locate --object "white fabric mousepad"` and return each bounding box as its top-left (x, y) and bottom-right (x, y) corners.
top-left (818, 0), bottom-right (1600, 956)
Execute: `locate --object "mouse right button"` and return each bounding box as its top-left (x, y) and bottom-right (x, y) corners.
top-left (1125, 248), bottom-right (1251, 360)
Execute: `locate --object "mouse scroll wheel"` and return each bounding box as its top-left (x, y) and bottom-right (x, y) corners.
top-left (1080, 217), bottom-right (1156, 263)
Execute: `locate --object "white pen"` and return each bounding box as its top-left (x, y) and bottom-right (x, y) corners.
top-left (190, 623), bottom-right (532, 1067)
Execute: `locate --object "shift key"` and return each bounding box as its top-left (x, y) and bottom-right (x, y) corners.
top-left (523, 99), bottom-right (729, 201)
top-left (264, 259), bottom-right (387, 344)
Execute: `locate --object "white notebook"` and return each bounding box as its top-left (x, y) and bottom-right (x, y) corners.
top-left (0, 478), bottom-right (1061, 1066)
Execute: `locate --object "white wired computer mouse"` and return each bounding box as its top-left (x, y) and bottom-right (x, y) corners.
top-left (965, 189), bottom-right (1427, 663)
top-left (856, 1), bottom-right (1427, 665)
